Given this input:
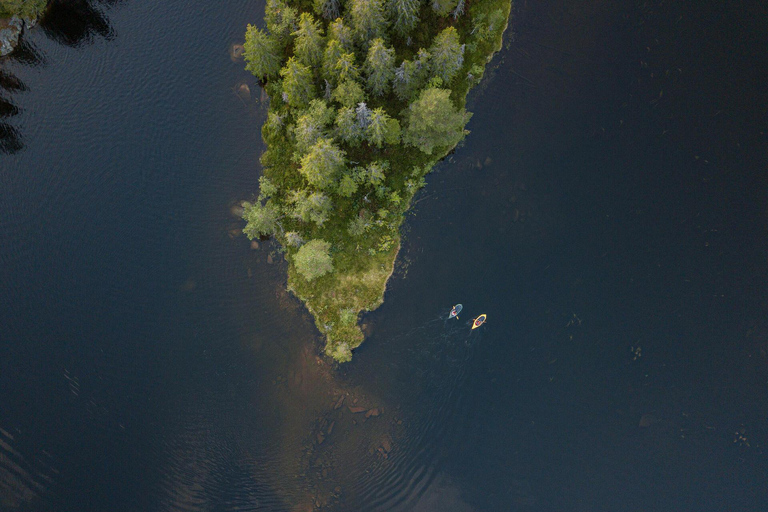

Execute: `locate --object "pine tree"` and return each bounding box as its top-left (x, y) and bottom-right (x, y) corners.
top-left (293, 12), bottom-right (325, 68)
top-left (394, 49), bottom-right (430, 101)
top-left (313, 0), bottom-right (341, 20)
top-left (244, 25), bottom-right (282, 81)
top-left (335, 51), bottom-right (361, 83)
top-left (403, 87), bottom-right (472, 154)
top-left (364, 38), bottom-right (395, 96)
top-left (386, 0), bottom-right (420, 37)
top-left (328, 18), bottom-right (354, 51)
top-left (265, 0), bottom-right (298, 46)
top-left (349, 0), bottom-right (387, 46)
top-left (332, 79), bottom-right (365, 107)
top-left (429, 27), bottom-right (464, 83)
top-left (322, 39), bottom-right (344, 83)
top-left (334, 107), bottom-right (365, 146)
top-left (366, 108), bottom-right (401, 148)
top-left (431, 0), bottom-right (458, 17)
top-left (279, 57), bottom-right (315, 107)
top-left (299, 138), bottom-right (346, 189)
top-left (292, 99), bottom-right (335, 155)
top-left (288, 190), bottom-right (334, 225)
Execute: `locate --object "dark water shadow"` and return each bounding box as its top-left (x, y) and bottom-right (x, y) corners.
top-left (0, 0), bottom-right (122, 154)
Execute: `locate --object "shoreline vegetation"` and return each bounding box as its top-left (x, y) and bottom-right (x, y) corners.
top-left (242, 0), bottom-right (512, 362)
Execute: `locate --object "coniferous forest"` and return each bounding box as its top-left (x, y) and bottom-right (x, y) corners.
top-left (242, 0), bottom-right (511, 361)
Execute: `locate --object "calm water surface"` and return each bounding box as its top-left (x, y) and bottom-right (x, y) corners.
top-left (1, 0), bottom-right (766, 511)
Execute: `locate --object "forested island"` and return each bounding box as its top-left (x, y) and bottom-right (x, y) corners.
top-left (242, 0), bottom-right (511, 361)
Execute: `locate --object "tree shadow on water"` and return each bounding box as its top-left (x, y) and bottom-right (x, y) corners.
top-left (1, 0), bottom-right (123, 154)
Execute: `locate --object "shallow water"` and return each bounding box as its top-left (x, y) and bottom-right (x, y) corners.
top-left (1, 0), bottom-right (767, 510)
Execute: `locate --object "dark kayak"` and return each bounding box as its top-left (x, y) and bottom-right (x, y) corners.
top-left (449, 304), bottom-right (463, 319)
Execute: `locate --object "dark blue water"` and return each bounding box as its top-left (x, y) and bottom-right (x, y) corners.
top-left (1, 0), bottom-right (766, 510)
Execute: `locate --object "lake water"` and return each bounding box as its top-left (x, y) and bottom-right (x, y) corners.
top-left (1, 0), bottom-right (766, 510)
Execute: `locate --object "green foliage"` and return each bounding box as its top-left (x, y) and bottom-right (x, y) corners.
top-left (431, 0), bottom-right (459, 16)
top-left (349, 0), bottom-right (387, 46)
top-left (364, 38), bottom-right (395, 96)
top-left (293, 12), bottom-right (325, 67)
top-left (403, 87), bottom-right (472, 154)
top-left (243, 25), bottom-right (282, 80)
top-left (386, 0), bottom-right (420, 37)
top-left (429, 27), bottom-right (464, 83)
top-left (328, 18), bottom-right (354, 51)
top-left (366, 107), bottom-right (400, 147)
top-left (299, 138), bottom-right (346, 189)
top-left (313, 0), bottom-right (340, 20)
top-left (0, 0), bottom-right (48, 19)
top-left (332, 79), bottom-right (365, 107)
top-left (337, 175), bottom-right (358, 197)
top-left (334, 107), bottom-right (365, 146)
top-left (243, 201), bottom-right (281, 239)
top-left (258, 176), bottom-right (279, 200)
top-left (265, 0), bottom-right (298, 46)
top-left (244, 0), bottom-right (512, 361)
top-left (279, 57), bottom-right (315, 107)
top-left (292, 99), bottom-right (335, 155)
top-left (288, 190), bottom-right (333, 225)
top-left (294, 239), bottom-right (333, 281)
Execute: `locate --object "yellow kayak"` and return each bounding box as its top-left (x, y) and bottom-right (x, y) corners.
top-left (472, 314), bottom-right (487, 330)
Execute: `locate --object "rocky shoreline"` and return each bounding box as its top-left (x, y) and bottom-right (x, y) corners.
top-left (0, 15), bottom-right (37, 57)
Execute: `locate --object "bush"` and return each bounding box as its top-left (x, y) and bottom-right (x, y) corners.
top-left (293, 239), bottom-right (333, 280)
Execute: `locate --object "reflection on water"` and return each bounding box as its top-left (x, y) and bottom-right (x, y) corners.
top-left (0, 0), bottom-right (119, 154)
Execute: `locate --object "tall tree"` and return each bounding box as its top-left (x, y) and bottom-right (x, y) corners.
top-left (328, 18), bottom-right (354, 51)
top-left (292, 99), bottom-right (335, 155)
top-left (393, 49), bottom-right (431, 101)
top-left (431, 0), bottom-right (458, 16)
top-left (403, 87), bottom-right (472, 154)
top-left (386, 0), bottom-right (420, 37)
top-left (289, 191), bottom-right (333, 225)
top-left (299, 138), bottom-right (346, 189)
top-left (335, 107), bottom-right (365, 146)
top-left (293, 239), bottom-right (333, 281)
top-left (280, 57), bottom-right (315, 107)
top-left (244, 25), bottom-right (282, 80)
top-left (366, 108), bottom-right (401, 147)
top-left (364, 38), bottom-right (395, 96)
top-left (332, 79), bottom-right (365, 107)
top-left (334, 51), bottom-right (361, 84)
top-left (322, 39), bottom-right (344, 83)
top-left (242, 200), bottom-right (281, 238)
top-left (313, 0), bottom-right (341, 20)
top-left (265, 0), bottom-right (298, 46)
top-left (429, 27), bottom-right (464, 83)
top-left (349, 0), bottom-right (387, 46)
top-left (293, 12), bottom-right (325, 68)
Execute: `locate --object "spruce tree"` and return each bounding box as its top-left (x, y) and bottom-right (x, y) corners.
top-left (349, 0), bottom-right (387, 46)
top-left (279, 57), bottom-right (315, 107)
top-left (244, 25), bottom-right (282, 80)
top-left (322, 39), bottom-right (344, 83)
top-left (366, 108), bottom-right (401, 148)
top-left (265, 0), bottom-right (298, 46)
top-left (334, 52), bottom-right (361, 84)
top-left (386, 0), bottom-right (420, 37)
top-left (292, 100), bottom-right (335, 155)
top-left (403, 87), bottom-right (472, 154)
top-left (313, 0), bottom-right (341, 20)
top-left (293, 12), bottom-right (325, 68)
top-left (334, 107), bottom-right (365, 146)
top-left (328, 18), bottom-right (354, 51)
top-left (364, 38), bottom-right (395, 96)
top-left (429, 27), bottom-right (464, 83)
top-left (299, 138), bottom-right (346, 189)
top-left (332, 79), bottom-right (366, 107)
